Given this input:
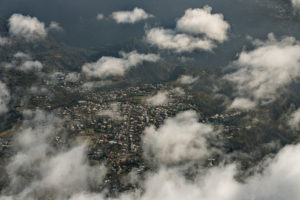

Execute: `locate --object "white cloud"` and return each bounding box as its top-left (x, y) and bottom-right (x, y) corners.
top-left (1, 110), bottom-right (106, 200)
top-left (19, 60), bottom-right (43, 71)
top-left (40, 145), bottom-right (95, 196)
top-left (0, 81), bottom-right (10, 115)
top-left (65, 72), bottom-right (81, 83)
top-left (48, 21), bottom-right (63, 32)
top-left (8, 14), bottom-right (62, 41)
top-left (141, 132), bottom-right (300, 200)
top-left (2, 52), bottom-right (43, 72)
top-left (229, 98), bottom-right (256, 110)
top-left (4, 109), bottom-right (300, 200)
top-left (288, 108), bottom-right (300, 129)
top-left (82, 51), bottom-right (159, 78)
top-left (96, 13), bottom-right (105, 21)
top-left (177, 75), bottom-right (199, 84)
top-left (140, 142), bottom-right (300, 200)
top-left (146, 28), bottom-right (215, 53)
top-left (225, 33), bottom-right (300, 104)
top-left (171, 87), bottom-right (185, 96)
top-left (136, 165), bottom-right (239, 200)
top-left (9, 14), bottom-right (47, 42)
top-left (14, 52), bottom-right (31, 59)
top-left (146, 6), bottom-right (229, 53)
top-left (143, 110), bottom-right (214, 165)
top-left (292, 0), bottom-right (300, 10)
top-left (138, 142), bottom-right (300, 200)
top-left (112, 7), bottom-right (153, 24)
top-left (236, 143), bottom-right (300, 200)
top-left (97, 103), bottom-right (124, 120)
top-left (81, 80), bottom-right (113, 90)
top-left (145, 91), bottom-right (169, 106)
top-left (140, 112), bottom-right (300, 200)
top-left (176, 6), bottom-right (230, 42)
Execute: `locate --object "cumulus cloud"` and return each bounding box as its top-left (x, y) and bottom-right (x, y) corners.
top-left (225, 33), bottom-right (300, 104)
top-left (66, 110), bottom-right (226, 200)
top-left (126, 125), bottom-right (300, 200)
top-left (124, 112), bottom-right (300, 200)
top-left (229, 98), bottom-right (256, 110)
top-left (136, 142), bottom-right (300, 200)
top-left (143, 110), bottom-right (214, 165)
top-left (1, 110), bottom-right (106, 200)
top-left (48, 21), bottom-right (63, 32)
top-left (8, 14), bottom-right (62, 41)
top-left (82, 51), bottom-right (159, 78)
top-left (176, 6), bottom-right (230, 42)
top-left (3, 109), bottom-right (300, 200)
top-left (146, 6), bottom-right (229, 53)
top-left (288, 108), bottom-right (300, 129)
top-left (0, 81), bottom-right (10, 115)
top-left (235, 143), bottom-right (300, 200)
top-left (146, 28), bottom-right (215, 53)
top-left (9, 14), bottom-right (47, 41)
top-left (145, 91), bottom-right (169, 106)
top-left (135, 141), bottom-right (300, 200)
top-left (140, 115), bottom-right (300, 200)
top-left (14, 51), bottom-right (31, 59)
top-left (2, 52), bottom-right (43, 72)
top-left (19, 60), bottom-right (43, 71)
top-left (177, 75), bottom-right (199, 84)
top-left (135, 165), bottom-right (239, 200)
top-left (112, 7), bottom-right (153, 24)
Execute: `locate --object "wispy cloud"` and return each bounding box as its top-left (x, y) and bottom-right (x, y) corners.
top-left (2, 52), bottom-right (43, 72)
top-left (97, 103), bottom-right (124, 120)
top-left (229, 98), bottom-right (256, 110)
top-left (1, 110), bottom-right (106, 199)
top-left (0, 81), bottom-right (10, 115)
top-left (145, 91), bottom-right (169, 106)
top-left (96, 13), bottom-right (105, 21)
top-left (48, 21), bottom-right (63, 32)
top-left (177, 75), bottom-right (199, 84)
top-left (288, 108), bottom-right (300, 129)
